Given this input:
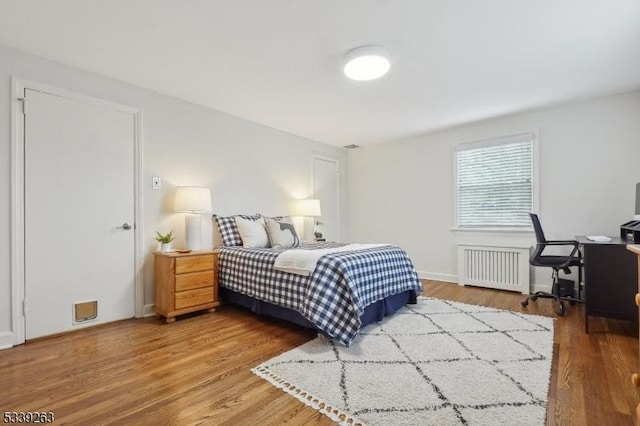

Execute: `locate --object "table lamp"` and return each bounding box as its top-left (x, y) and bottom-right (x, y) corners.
top-left (174, 186), bottom-right (212, 250)
top-left (292, 199), bottom-right (321, 241)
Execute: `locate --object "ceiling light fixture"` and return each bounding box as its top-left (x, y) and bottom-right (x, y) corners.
top-left (343, 45), bottom-right (391, 81)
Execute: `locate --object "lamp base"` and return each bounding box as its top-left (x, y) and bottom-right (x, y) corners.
top-left (185, 214), bottom-right (202, 251)
top-left (302, 216), bottom-right (315, 242)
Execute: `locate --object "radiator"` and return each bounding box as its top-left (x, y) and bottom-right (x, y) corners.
top-left (457, 245), bottom-right (530, 294)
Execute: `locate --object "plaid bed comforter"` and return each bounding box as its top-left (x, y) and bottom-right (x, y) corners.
top-left (218, 242), bottom-right (422, 346)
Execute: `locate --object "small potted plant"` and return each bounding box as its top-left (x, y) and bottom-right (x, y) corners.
top-left (155, 230), bottom-right (175, 253)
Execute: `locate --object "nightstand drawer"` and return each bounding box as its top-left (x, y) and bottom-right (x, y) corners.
top-left (175, 271), bottom-right (214, 291)
top-left (175, 287), bottom-right (214, 310)
top-left (175, 254), bottom-right (214, 274)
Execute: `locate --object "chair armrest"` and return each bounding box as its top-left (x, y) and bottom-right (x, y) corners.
top-left (545, 240), bottom-right (579, 246)
top-left (537, 240), bottom-right (580, 262)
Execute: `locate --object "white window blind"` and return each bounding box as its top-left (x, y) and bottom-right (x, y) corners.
top-left (455, 133), bottom-right (534, 228)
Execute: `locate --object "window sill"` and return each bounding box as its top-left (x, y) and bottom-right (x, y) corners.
top-left (451, 227), bottom-right (533, 234)
top-left (451, 227), bottom-right (534, 249)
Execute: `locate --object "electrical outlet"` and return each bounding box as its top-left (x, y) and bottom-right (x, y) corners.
top-left (152, 177), bottom-right (161, 190)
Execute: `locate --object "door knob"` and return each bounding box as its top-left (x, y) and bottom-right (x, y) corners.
top-left (117, 223), bottom-right (132, 230)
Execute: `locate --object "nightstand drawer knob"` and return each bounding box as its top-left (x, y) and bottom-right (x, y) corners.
top-left (632, 373), bottom-right (640, 387)
top-left (635, 293), bottom-right (640, 307)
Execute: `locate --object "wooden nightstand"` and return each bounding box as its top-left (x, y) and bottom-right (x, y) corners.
top-left (153, 250), bottom-right (220, 323)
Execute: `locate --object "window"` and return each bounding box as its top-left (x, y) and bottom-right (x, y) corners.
top-left (455, 133), bottom-right (535, 229)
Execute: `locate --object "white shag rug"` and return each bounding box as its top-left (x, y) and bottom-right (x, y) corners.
top-left (252, 297), bottom-right (554, 426)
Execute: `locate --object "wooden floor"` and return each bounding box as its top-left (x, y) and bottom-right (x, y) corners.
top-left (1, 281), bottom-right (638, 425)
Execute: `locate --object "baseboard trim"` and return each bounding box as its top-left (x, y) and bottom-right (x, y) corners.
top-left (0, 331), bottom-right (14, 350)
top-left (417, 271), bottom-right (457, 283)
top-left (143, 304), bottom-right (156, 318)
top-left (418, 271), bottom-right (553, 295)
top-left (531, 283), bottom-right (552, 293)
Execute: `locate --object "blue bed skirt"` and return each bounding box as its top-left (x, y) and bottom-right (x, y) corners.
top-left (220, 286), bottom-right (418, 330)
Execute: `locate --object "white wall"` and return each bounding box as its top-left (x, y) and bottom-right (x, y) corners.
top-left (0, 44), bottom-right (348, 345)
top-left (348, 90), bottom-right (640, 286)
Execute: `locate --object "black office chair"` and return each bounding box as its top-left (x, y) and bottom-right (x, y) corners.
top-left (521, 213), bottom-right (582, 316)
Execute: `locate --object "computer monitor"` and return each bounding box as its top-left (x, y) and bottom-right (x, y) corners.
top-left (636, 182), bottom-right (640, 220)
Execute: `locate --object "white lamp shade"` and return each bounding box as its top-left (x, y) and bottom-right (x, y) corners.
top-left (292, 199), bottom-right (321, 217)
top-left (344, 45), bottom-right (391, 81)
top-left (174, 186), bottom-right (212, 213)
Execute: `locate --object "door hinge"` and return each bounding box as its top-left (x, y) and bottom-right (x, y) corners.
top-left (22, 299), bottom-right (28, 316)
top-left (18, 98), bottom-right (27, 115)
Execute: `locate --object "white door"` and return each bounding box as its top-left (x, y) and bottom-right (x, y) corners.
top-left (24, 88), bottom-right (136, 339)
top-left (313, 156), bottom-right (340, 242)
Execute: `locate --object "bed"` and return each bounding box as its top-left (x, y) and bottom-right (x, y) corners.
top-left (216, 241), bottom-right (422, 346)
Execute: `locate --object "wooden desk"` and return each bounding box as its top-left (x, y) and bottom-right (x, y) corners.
top-left (576, 236), bottom-right (638, 332)
top-left (626, 244), bottom-right (640, 425)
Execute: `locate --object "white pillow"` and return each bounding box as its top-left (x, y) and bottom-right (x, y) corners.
top-left (265, 217), bottom-right (300, 249)
top-left (235, 217), bottom-right (269, 248)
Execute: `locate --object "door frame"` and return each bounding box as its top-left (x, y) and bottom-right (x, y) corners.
top-left (312, 153), bottom-right (340, 242)
top-left (10, 77), bottom-right (144, 346)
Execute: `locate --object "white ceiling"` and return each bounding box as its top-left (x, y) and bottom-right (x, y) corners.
top-left (1, 0), bottom-right (639, 147)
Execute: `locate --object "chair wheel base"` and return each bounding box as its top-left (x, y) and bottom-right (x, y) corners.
top-left (522, 290), bottom-right (570, 317)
